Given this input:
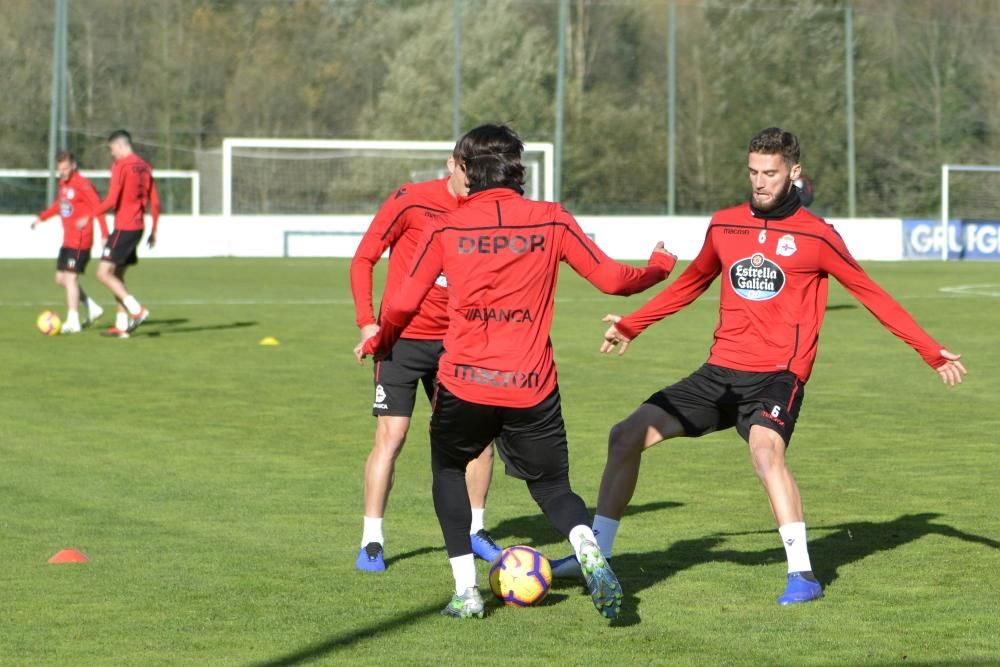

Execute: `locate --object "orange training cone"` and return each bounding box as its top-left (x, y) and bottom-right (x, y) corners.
top-left (48, 549), bottom-right (89, 563)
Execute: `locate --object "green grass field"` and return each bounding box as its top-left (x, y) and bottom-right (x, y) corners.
top-left (2, 257), bottom-right (998, 666)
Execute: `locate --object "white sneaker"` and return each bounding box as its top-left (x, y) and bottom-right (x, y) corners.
top-left (60, 322), bottom-right (82, 334)
top-left (85, 304), bottom-right (104, 326)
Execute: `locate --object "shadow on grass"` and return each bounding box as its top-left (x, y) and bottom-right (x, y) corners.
top-left (489, 500), bottom-right (683, 548)
top-left (137, 320), bottom-right (258, 337)
top-left (605, 512), bottom-right (999, 627)
top-left (248, 601), bottom-right (444, 667)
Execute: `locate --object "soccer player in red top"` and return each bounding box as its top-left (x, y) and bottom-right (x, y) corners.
top-left (30, 151), bottom-right (109, 333)
top-left (358, 124), bottom-right (677, 619)
top-left (350, 152), bottom-right (500, 572)
top-left (555, 127), bottom-right (966, 605)
top-left (92, 129), bottom-right (160, 338)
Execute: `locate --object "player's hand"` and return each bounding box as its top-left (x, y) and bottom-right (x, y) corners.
top-left (353, 341), bottom-right (368, 365)
top-left (146, 234), bottom-right (156, 249)
top-left (935, 349), bottom-right (967, 386)
top-left (651, 241), bottom-right (676, 260)
top-left (75, 218), bottom-right (88, 230)
top-left (359, 323), bottom-right (380, 346)
top-left (600, 314), bottom-right (632, 356)
top-left (30, 219), bottom-right (40, 230)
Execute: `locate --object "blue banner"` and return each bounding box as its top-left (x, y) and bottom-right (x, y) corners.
top-left (902, 219), bottom-right (1000, 260)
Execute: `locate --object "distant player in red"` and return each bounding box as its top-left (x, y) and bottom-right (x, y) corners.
top-left (560, 127), bottom-right (966, 605)
top-left (30, 151), bottom-right (109, 333)
top-left (358, 124), bottom-right (677, 619)
top-left (92, 129), bottom-right (159, 338)
top-left (350, 154), bottom-right (499, 572)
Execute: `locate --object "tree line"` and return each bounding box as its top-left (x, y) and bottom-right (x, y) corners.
top-left (3, 0), bottom-right (1000, 218)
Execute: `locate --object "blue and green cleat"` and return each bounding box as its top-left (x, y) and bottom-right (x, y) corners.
top-left (441, 586), bottom-right (485, 619)
top-left (579, 540), bottom-right (622, 619)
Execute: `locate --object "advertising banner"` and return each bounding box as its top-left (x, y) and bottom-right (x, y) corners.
top-left (902, 219), bottom-right (1000, 260)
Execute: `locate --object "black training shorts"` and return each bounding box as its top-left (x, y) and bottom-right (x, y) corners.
top-left (57, 247), bottom-right (90, 274)
top-left (430, 384), bottom-right (568, 482)
top-left (644, 363), bottom-right (805, 446)
top-left (101, 229), bottom-right (143, 267)
top-left (372, 338), bottom-right (444, 417)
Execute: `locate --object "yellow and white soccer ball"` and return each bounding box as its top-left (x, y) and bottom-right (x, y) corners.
top-left (36, 310), bottom-right (62, 336)
top-left (489, 545), bottom-right (552, 607)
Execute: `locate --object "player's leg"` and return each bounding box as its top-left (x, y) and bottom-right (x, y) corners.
top-left (79, 282), bottom-right (103, 326)
top-left (98, 231), bottom-right (148, 334)
top-left (465, 439), bottom-right (500, 561)
top-left (97, 259), bottom-right (131, 336)
top-left (739, 372), bottom-right (821, 604)
top-left (356, 339), bottom-right (433, 571)
top-left (430, 385), bottom-right (496, 618)
top-left (552, 366), bottom-right (722, 579)
top-left (499, 387), bottom-right (621, 619)
top-left (356, 413), bottom-right (411, 571)
top-left (60, 270), bottom-right (83, 333)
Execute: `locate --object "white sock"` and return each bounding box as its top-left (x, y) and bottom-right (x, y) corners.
top-left (65, 310), bottom-right (80, 328)
top-left (122, 294), bottom-right (142, 316)
top-left (592, 514), bottom-right (620, 558)
top-left (469, 508), bottom-right (485, 534)
top-left (86, 296), bottom-right (101, 312)
top-left (116, 311), bottom-right (129, 330)
top-left (778, 522), bottom-right (813, 573)
top-left (361, 516), bottom-right (384, 547)
top-left (449, 554), bottom-right (477, 594)
top-left (568, 524), bottom-right (599, 562)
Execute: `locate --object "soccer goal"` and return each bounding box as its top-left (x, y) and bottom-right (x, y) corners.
top-left (221, 138), bottom-right (555, 216)
top-left (939, 164), bottom-right (1000, 261)
top-left (0, 169), bottom-right (200, 215)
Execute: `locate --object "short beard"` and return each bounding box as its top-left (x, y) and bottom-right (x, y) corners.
top-left (752, 179), bottom-right (793, 213)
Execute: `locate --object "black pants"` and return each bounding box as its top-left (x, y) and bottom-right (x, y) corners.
top-left (430, 384), bottom-right (590, 558)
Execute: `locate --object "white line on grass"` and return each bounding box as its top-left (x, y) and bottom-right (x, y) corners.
top-left (938, 284), bottom-right (1000, 297)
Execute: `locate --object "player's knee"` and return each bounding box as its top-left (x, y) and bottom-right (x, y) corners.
top-left (608, 420), bottom-right (643, 460)
top-left (54, 272), bottom-right (63, 286)
top-left (374, 419), bottom-right (409, 454)
top-left (748, 435), bottom-right (786, 477)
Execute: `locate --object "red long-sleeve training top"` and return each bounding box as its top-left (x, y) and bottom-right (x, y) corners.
top-left (37, 171), bottom-right (109, 249)
top-left (350, 178), bottom-right (456, 339)
top-left (94, 153), bottom-right (160, 235)
top-left (365, 187), bottom-right (676, 408)
top-left (615, 202), bottom-right (945, 383)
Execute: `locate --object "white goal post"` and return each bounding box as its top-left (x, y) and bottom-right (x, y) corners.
top-left (940, 163), bottom-right (1000, 261)
top-left (221, 138), bottom-right (555, 216)
top-left (0, 169), bottom-right (200, 215)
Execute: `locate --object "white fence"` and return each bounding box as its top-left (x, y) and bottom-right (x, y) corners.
top-left (1, 215), bottom-right (904, 261)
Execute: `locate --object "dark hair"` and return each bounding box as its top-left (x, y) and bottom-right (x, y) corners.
top-left (453, 123), bottom-right (525, 189)
top-left (107, 129), bottom-right (132, 145)
top-left (55, 150), bottom-right (76, 164)
top-left (748, 127), bottom-right (800, 166)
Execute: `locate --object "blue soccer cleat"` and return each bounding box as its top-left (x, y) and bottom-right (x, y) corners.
top-left (777, 571), bottom-right (823, 605)
top-left (579, 540), bottom-right (622, 619)
top-left (470, 529), bottom-right (502, 562)
top-left (550, 553), bottom-right (584, 580)
top-left (355, 542), bottom-right (386, 572)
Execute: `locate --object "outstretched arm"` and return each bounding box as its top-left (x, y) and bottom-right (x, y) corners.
top-left (820, 226), bottom-right (966, 384)
top-left (601, 227), bottom-right (722, 355)
top-left (560, 214), bottom-right (676, 295)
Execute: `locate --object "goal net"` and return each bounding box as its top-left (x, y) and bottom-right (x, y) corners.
top-left (0, 169), bottom-right (200, 215)
top-left (221, 139), bottom-right (555, 216)
top-left (938, 164), bottom-right (1000, 260)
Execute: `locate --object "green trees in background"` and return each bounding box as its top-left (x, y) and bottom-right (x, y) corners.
top-left (4, 0), bottom-right (1000, 217)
